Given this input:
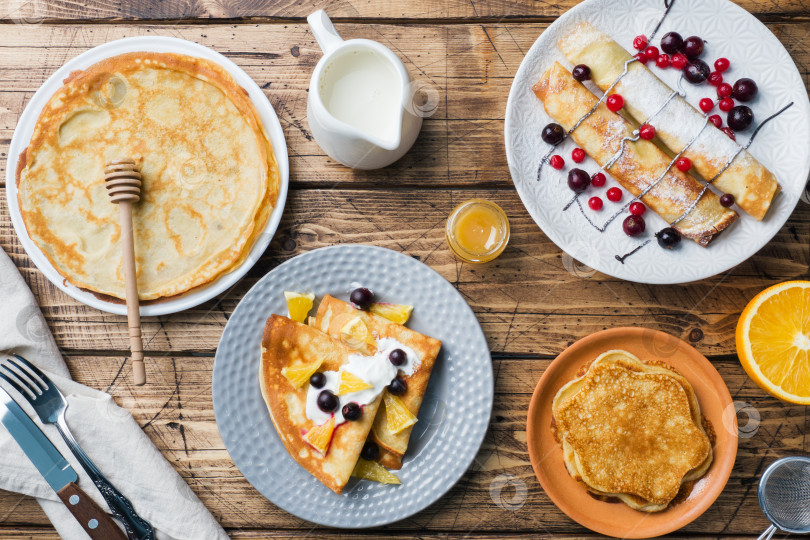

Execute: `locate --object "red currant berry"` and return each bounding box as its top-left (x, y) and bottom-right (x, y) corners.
top-left (656, 54), bottom-right (671, 68)
top-left (635, 52), bottom-right (649, 64)
top-left (571, 148), bottom-right (585, 163)
top-left (721, 127), bottom-right (736, 140)
top-left (591, 172), bottom-right (606, 187)
top-left (588, 196), bottom-right (603, 211)
top-left (708, 71), bottom-right (723, 86)
top-left (549, 155), bottom-right (564, 170)
top-left (699, 98), bottom-right (714, 113)
top-left (717, 83), bottom-right (733, 98)
top-left (629, 201), bottom-right (647, 215)
top-left (644, 46), bottom-right (660, 62)
top-left (671, 53), bottom-right (688, 70)
top-left (708, 114), bottom-right (722, 128)
top-left (633, 35), bottom-right (648, 51)
top-left (719, 97), bottom-right (735, 112)
top-left (676, 157), bottom-right (692, 172)
top-left (606, 187), bottom-right (622, 202)
top-left (714, 57), bottom-right (730, 72)
top-left (606, 94), bottom-right (624, 112)
top-left (638, 124), bottom-right (656, 140)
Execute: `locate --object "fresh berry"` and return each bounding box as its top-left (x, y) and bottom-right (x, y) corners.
top-left (541, 123), bottom-right (565, 145)
top-left (699, 98), bottom-right (714, 113)
top-left (549, 155), bottom-right (565, 170)
top-left (317, 390), bottom-right (339, 412)
top-left (719, 193), bottom-right (735, 207)
top-left (683, 36), bottom-right (705, 59)
top-left (733, 78), bottom-right (758, 102)
top-left (591, 172), bottom-right (606, 187)
top-left (571, 148), bottom-right (586, 163)
top-left (310, 372), bottom-right (326, 389)
top-left (633, 34), bottom-right (648, 51)
top-left (342, 402), bottom-right (362, 421)
top-left (635, 52), bottom-right (649, 64)
top-left (727, 105), bottom-right (754, 131)
top-left (361, 441), bottom-right (380, 461)
top-left (714, 57), bottom-right (730, 72)
top-left (606, 94), bottom-right (624, 112)
top-left (708, 71), bottom-right (723, 86)
top-left (656, 227), bottom-right (681, 249)
top-left (676, 157), bottom-right (692, 172)
top-left (606, 187), bottom-right (623, 202)
top-left (572, 64), bottom-right (591, 81)
top-left (717, 82), bottom-right (733, 98)
top-left (350, 287), bottom-right (374, 309)
top-left (656, 54), bottom-right (671, 68)
top-left (660, 32), bottom-right (684, 54)
top-left (684, 60), bottom-right (710, 84)
top-left (588, 196), bottom-right (603, 211)
top-left (671, 53), bottom-right (688, 69)
top-left (719, 97), bottom-right (735, 112)
top-left (721, 127), bottom-right (736, 140)
top-left (708, 114), bottom-right (723, 128)
top-left (644, 46), bottom-right (660, 62)
top-left (567, 168), bottom-right (591, 192)
top-left (388, 376), bottom-right (407, 396)
top-left (639, 124), bottom-right (655, 140)
top-left (623, 215), bottom-right (646, 237)
top-left (629, 201), bottom-right (647, 215)
top-left (389, 349), bottom-right (407, 367)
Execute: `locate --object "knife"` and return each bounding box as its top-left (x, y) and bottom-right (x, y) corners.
top-left (0, 387), bottom-right (126, 540)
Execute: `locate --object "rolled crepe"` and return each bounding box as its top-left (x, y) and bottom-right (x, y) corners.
top-left (533, 62), bottom-right (738, 246)
top-left (559, 22), bottom-right (779, 221)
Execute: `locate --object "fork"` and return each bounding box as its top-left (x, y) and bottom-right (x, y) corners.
top-left (0, 354), bottom-right (155, 540)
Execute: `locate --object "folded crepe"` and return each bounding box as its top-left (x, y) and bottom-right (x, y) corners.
top-left (533, 62), bottom-right (738, 246)
top-left (558, 22), bottom-right (779, 220)
top-left (260, 314), bottom-right (382, 494)
top-left (314, 295), bottom-right (442, 469)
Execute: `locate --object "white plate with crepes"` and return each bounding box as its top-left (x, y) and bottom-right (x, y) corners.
top-left (505, 0), bottom-right (810, 284)
top-left (5, 36), bottom-right (289, 315)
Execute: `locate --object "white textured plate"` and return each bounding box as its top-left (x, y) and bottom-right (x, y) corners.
top-left (5, 36), bottom-right (289, 315)
top-left (505, 0), bottom-right (810, 284)
top-left (212, 245), bottom-right (493, 528)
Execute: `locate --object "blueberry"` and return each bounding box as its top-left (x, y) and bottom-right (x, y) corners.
top-left (388, 376), bottom-right (407, 396)
top-left (389, 349), bottom-right (407, 367)
top-left (655, 227), bottom-right (681, 249)
top-left (572, 64), bottom-right (591, 82)
top-left (683, 59), bottom-right (710, 84)
top-left (541, 123), bottom-right (565, 146)
top-left (360, 441), bottom-right (380, 461)
top-left (719, 193), bottom-right (735, 208)
top-left (317, 390), bottom-right (338, 412)
top-left (727, 105), bottom-right (753, 131)
top-left (342, 402), bottom-right (362, 421)
top-left (622, 215), bottom-right (646, 237)
top-left (567, 168), bottom-right (591, 193)
top-left (660, 32), bottom-right (684, 54)
top-left (732, 78), bottom-right (758, 102)
top-left (350, 287), bottom-right (374, 309)
top-left (309, 372), bottom-right (326, 389)
top-left (682, 36), bottom-right (704, 59)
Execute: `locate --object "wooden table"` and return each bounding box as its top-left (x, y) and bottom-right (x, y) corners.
top-left (0, 0), bottom-right (808, 538)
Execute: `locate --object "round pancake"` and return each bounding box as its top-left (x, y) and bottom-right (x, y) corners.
top-left (17, 52), bottom-right (280, 300)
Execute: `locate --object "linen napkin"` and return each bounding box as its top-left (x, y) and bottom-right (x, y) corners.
top-left (0, 247), bottom-right (229, 540)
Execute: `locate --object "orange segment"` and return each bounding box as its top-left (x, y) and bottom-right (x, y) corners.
top-left (339, 316), bottom-right (377, 355)
top-left (736, 281), bottom-right (810, 404)
top-left (337, 370), bottom-right (373, 395)
top-left (304, 416), bottom-right (335, 455)
top-left (284, 291), bottom-right (315, 323)
top-left (281, 356), bottom-right (323, 388)
top-left (369, 303), bottom-right (414, 325)
top-left (383, 392), bottom-right (418, 434)
top-left (351, 458), bottom-right (401, 484)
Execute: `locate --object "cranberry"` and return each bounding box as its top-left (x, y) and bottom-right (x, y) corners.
top-left (549, 155), bottom-right (565, 170)
top-left (683, 36), bottom-right (704, 59)
top-left (719, 193), bottom-right (735, 207)
top-left (699, 98), bottom-right (714, 113)
top-left (633, 35), bottom-right (648, 51)
top-left (606, 94), bottom-right (624, 112)
top-left (714, 57), bottom-right (730, 72)
top-left (733, 78), bottom-right (758, 102)
top-left (389, 349), bottom-right (407, 366)
top-left (541, 123), bottom-right (565, 145)
top-left (660, 32), bottom-right (684, 54)
top-left (708, 114), bottom-right (723, 128)
top-left (588, 196), bottom-right (603, 211)
top-left (629, 201), bottom-right (647, 216)
top-left (676, 157), bottom-right (692, 172)
top-left (388, 376), bottom-right (407, 396)
top-left (310, 372), bottom-right (326, 389)
top-left (317, 390), bottom-right (338, 413)
top-left (591, 172), bottom-right (606, 187)
top-left (635, 52), bottom-right (649, 64)
top-left (567, 168), bottom-right (591, 193)
top-left (727, 105), bottom-right (754, 131)
top-left (342, 402), bottom-right (362, 421)
top-left (671, 53), bottom-right (688, 70)
top-left (721, 127), bottom-right (736, 141)
top-left (708, 71), bottom-right (723, 86)
top-left (684, 59), bottom-right (710, 84)
top-left (606, 187), bottom-right (622, 202)
top-left (656, 227), bottom-right (681, 249)
top-left (361, 441), bottom-right (380, 461)
top-left (623, 215), bottom-right (646, 237)
top-left (639, 124), bottom-right (656, 140)
top-left (572, 64), bottom-right (591, 82)
top-left (656, 54), bottom-right (671, 68)
top-left (717, 82), bottom-right (733, 98)
top-left (719, 97), bottom-right (735, 112)
top-left (350, 287), bottom-right (374, 309)
top-left (571, 148), bottom-right (586, 163)
top-left (644, 46), bottom-right (660, 62)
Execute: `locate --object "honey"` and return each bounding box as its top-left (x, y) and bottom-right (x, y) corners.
top-left (445, 199), bottom-right (510, 263)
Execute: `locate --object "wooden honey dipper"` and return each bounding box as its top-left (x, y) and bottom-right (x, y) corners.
top-left (104, 159), bottom-right (146, 386)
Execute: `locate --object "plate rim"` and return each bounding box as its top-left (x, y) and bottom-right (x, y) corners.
top-left (4, 35), bottom-right (290, 315)
top-left (525, 327), bottom-right (739, 538)
top-left (212, 243), bottom-right (494, 528)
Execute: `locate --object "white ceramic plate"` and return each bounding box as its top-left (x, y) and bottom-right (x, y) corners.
top-left (212, 245), bottom-right (493, 528)
top-left (5, 36), bottom-right (289, 315)
top-left (505, 0), bottom-right (810, 284)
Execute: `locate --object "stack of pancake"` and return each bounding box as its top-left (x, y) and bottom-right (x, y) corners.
top-left (552, 350), bottom-right (713, 512)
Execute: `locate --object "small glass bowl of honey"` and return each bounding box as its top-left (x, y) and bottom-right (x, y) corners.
top-left (445, 199), bottom-right (510, 263)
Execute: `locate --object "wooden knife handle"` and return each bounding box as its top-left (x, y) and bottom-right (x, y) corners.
top-left (57, 482), bottom-right (127, 540)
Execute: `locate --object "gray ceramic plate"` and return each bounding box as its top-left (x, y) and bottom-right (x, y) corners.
top-left (212, 244), bottom-right (493, 528)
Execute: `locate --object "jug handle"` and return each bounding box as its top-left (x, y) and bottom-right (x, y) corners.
top-left (307, 10), bottom-right (343, 55)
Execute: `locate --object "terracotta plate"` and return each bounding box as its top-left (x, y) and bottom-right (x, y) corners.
top-left (527, 327), bottom-right (738, 538)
